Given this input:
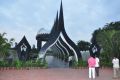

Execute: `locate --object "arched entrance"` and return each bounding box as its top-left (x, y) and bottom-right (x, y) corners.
top-left (36, 1), bottom-right (81, 68)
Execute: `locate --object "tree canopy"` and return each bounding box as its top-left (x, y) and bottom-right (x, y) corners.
top-left (91, 21), bottom-right (120, 60)
top-left (0, 32), bottom-right (14, 58)
top-left (77, 40), bottom-right (90, 51)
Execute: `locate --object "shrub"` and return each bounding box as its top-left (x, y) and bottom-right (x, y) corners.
top-left (0, 59), bottom-right (48, 68)
top-left (78, 60), bottom-right (87, 67)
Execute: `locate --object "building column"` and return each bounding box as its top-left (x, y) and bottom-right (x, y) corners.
top-left (37, 39), bottom-right (42, 51)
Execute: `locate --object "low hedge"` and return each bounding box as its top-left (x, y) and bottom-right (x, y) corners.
top-left (0, 60), bottom-right (48, 68)
top-left (72, 60), bottom-right (87, 68)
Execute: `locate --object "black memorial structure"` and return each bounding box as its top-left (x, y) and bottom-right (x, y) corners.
top-left (36, 2), bottom-right (81, 62)
top-left (16, 36), bottom-right (31, 61)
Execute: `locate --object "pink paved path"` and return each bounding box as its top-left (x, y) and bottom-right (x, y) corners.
top-left (0, 68), bottom-right (119, 80)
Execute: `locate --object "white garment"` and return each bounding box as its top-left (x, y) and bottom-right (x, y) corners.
top-left (89, 67), bottom-right (95, 79)
top-left (112, 58), bottom-right (119, 68)
top-left (95, 57), bottom-right (99, 67)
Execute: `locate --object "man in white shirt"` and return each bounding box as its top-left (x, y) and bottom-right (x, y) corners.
top-left (95, 56), bottom-right (100, 77)
top-left (112, 56), bottom-right (119, 78)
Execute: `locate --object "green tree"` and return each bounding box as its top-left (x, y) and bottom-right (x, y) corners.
top-left (92, 21), bottom-right (120, 62)
top-left (103, 21), bottom-right (120, 30)
top-left (77, 40), bottom-right (90, 51)
top-left (96, 30), bottom-right (116, 58)
top-left (0, 32), bottom-right (15, 59)
top-left (111, 31), bottom-right (120, 59)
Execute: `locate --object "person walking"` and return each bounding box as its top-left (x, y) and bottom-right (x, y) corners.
top-left (112, 56), bottom-right (120, 79)
top-left (95, 56), bottom-right (100, 77)
top-left (88, 56), bottom-right (96, 79)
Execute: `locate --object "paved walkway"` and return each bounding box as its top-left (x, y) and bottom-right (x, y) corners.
top-left (0, 68), bottom-right (119, 80)
top-left (0, 57), bottom-right (119, 80)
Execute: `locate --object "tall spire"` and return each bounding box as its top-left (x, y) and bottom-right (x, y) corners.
top-left (50, 11), bottom-right (58, 34)
top-left (58, 0), bottom-right (64, 30)
top-left (56, 11), bottom-right (58, 24)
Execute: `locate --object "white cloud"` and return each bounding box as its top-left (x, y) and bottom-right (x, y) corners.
top-left (0, 0), bottom-right (120, 47)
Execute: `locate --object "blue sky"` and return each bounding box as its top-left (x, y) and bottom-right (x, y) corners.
top-left (0, 0), bottom-right (120, 47)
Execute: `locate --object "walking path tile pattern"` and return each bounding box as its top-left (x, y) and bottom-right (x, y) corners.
top-left (0, 68), bottom-right (118, 80)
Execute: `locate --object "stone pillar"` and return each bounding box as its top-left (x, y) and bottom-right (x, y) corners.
top-left (37, 39), bottom-right (42, 51)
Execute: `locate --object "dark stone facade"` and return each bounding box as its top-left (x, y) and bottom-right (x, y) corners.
top-left (15, 36), bottom-right (31, 61)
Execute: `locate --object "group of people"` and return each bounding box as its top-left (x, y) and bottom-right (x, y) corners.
top-left (88, 55), bottom-right (120, 79)
top-left (88, 55), bottom-right (100, 79)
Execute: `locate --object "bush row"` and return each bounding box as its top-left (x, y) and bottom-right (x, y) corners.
top-left (0, 60), bottom-right (48, 69)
